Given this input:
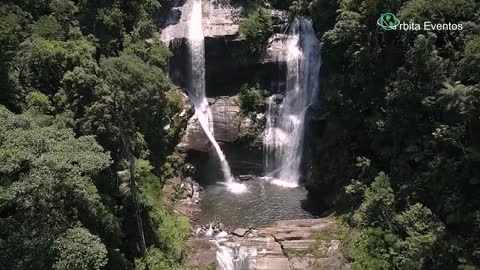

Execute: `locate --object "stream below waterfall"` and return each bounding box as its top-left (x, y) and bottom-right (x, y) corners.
top-left (197, 179), bottom-right (317, 228)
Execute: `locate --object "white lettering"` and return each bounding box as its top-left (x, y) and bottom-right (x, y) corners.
top-left (397, 20), bottom-right (463, 31)
top-left (424, 22), bottom-right (432, 30)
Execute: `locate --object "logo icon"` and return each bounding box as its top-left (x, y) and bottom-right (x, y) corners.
top-left (377, 13), bottom-right (400, 30)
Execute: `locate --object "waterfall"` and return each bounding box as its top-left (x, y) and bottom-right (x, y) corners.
top-left (186, 0), bottom-right (245, 193)
top-left (214, 241), bottom-right (252, 270)
top-left (263, 18), bottom-right (321, 187)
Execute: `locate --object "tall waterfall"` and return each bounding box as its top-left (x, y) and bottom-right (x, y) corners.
top-left (186, 0), bottom-right (245, 193)
top-left (264, 18), bottom-right (321, 187)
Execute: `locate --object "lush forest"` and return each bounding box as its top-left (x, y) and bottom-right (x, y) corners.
top-left (301, 0), bottom-right (480, 269)
top-left (0, 0), bottom-right (190, 269)
top-left (1, 0), bottom-right (480, 269)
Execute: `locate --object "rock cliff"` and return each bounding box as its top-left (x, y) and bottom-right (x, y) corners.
top-left (162, 0), bottom-right (290, 96)
top-left (177, 96), bottom-right (262, 151)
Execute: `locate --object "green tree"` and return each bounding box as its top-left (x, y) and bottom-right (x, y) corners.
top-left (239, 83), bottom-right (265, 114)
top-left (0, 4), bottom-right (32, 109)
top-left (32, 16), bottom-right (64, 40)
top-left (354, 172), bottom-right (395, 228)
top-left (239, 7), bottom-right (273, 54)
top-left (393, 203), bottom-right (445, 269)
top-left (0, 105), bottom-right (121, 270)
top-left (52, 227), bottom-right (108, 270)
top-left (9, 34), bottom-right (97, 109)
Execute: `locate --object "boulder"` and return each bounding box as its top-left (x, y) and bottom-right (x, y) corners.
top-left (238, 175), bottom-right (257, 181)
top-left (211, 96), bottom-right (241, 142)
top-left (177, 96), bottom-right (242, 152)
top-left (256, 257), bottom-right (290, 270)
top-left (177, 114), bottom-right (210, 152)
top-left (239, 116), bottom-right (253, 138)
top-left (232, 228), bottom-right (250, 237)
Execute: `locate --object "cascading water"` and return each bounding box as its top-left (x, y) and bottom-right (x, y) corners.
top-left (263, 18), bottom-right (321, 187)
top-left (186, 0), bottom-right (246, 193)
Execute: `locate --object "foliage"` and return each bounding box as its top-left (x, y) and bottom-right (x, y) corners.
top-left (0, 4), bottom-right (31, 109)
top-left (9, 35), bottom-right (98, 109)
top-left (0, 0), bottom-right (189, 269)
top-left (135, 248), bottom-right (184, 270)
top-left (0, 106), bottom-right (119, 270)
top-left (353, 172), bottom-right (395, 228)
top-left (135, 159), bottom-right (189, 268)
top-left (32, 16), bottom-right (65, 40)
top-left (238, 83), bottom-right (265, 114)
top-left (313, 0), bottom-right (480, 268)
top-left (52, 227), bottom-right (108, 270)
top-left (239, 7), bottom-right (273, 55)
top-left (25, 91), bottom-right (52, 113)
top-left (236, 83), bottom-right (266, 142)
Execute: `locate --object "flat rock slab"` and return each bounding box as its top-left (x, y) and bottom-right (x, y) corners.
top-left (281, 239), bottom-right (316, 250)
top-left (256, 257), bottom-right (290, 270)
top-left (272, 230), bottom-right (313, 241)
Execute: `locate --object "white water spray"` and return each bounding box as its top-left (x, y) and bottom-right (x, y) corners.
top-left (264, 18), bottom-right (321, 187)
top-left (187, 0), bottom-right (245, 193)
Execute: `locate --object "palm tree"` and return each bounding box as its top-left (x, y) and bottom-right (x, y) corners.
top-left (439, 81), bottom-right (472, 114)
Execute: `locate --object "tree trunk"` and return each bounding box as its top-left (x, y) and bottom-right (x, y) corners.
top-left (112, 101), bottom-right (147, 258)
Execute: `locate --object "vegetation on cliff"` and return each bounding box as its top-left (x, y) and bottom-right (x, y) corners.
top-left (0, 0), bottom-right (190, 269)
top-left (239, 5), bottom-right (273, 55)
top-left (238, 83), bottom-right (265, 114)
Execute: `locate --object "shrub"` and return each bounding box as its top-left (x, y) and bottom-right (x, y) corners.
top-left (52, 227), bottom-right (108, 270)
top-left (239, 7), bottom-right (273, 55)
top-left (25, 91), bottom-right (52, 113)
top-left (239, 83), bottom-right (265, 114)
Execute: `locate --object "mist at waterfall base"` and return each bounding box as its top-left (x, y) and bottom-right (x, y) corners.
top-left (263, 18), bottom-right (321, 188)
top-left (186, 0), bottom-right (246, 193)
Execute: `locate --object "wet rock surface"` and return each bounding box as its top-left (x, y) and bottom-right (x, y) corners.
top-left (177, 96), bottom-right (240, 152)
top-left (238, 175), bottom-right (257, 181)
top-left (211, 97), bottom-right (242, 143)
top-left (187, 218), bottom-right (348, 270)
top-left (178, 96), bottom-right (263, 153)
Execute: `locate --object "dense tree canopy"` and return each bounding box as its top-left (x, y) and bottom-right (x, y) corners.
top-left (301, 0), bottom-right (480, 268)
top-left (0, 0), bottom-right (189, 269)
top-left (0, 106), bottom-right (115, 269)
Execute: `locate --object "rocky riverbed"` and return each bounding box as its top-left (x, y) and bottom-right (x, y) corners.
top-left (164, 177), bottom-right (348, 269)
top-left (186, 218), bottom-right (349, 270)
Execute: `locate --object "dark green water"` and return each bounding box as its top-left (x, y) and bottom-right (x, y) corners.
top-left (198, 179), bottom-right (317, 228)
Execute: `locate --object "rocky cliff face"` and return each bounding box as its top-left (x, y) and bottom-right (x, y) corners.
top-left (163, 2), bottom-right (282, 143)
top-left (162, 0), bottom-right (292, 180)
top-left (178, 96), bottom-right (262, 150)
top-left (162, 0), bottom-right (289, 96)
top-left (303, 106), bottom-right (354, 208)
top-left (160, 0), bottom-right (241, 43)
top-left (177, 96), bottom-right (248, 152)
